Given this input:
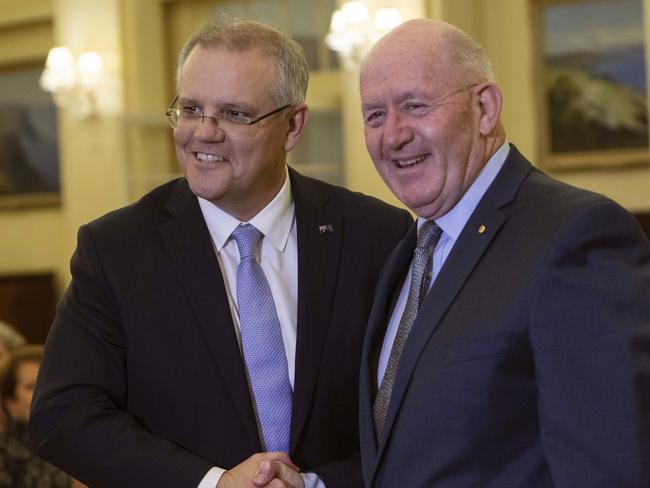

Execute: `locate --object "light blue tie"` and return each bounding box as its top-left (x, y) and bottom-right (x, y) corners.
top-left (231, 224), bottom-right (292, 452)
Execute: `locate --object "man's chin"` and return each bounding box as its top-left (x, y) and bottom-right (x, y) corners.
top-left (187, 180), bottom-right (226, 203)
top-left (405, 199), bottom-right (447, 220)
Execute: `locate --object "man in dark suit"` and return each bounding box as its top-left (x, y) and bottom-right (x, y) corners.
top-left (29, 19), bottom-right (411, 488)
top-left (358, 18), bottom-right (650, 487)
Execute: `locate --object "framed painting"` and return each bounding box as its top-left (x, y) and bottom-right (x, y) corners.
top-left (0, 62), bottom-right (59, 208)
top-left (532, 0), bottom-right (649, 170)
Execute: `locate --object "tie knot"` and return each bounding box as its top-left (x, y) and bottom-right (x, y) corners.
top-left (417, 220), bottom-right (441, 250)
top-left (231, 224), bottom-right (263, 259)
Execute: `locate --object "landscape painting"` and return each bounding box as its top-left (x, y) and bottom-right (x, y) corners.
top-left (0, 64), bottom-right (59, 208)
top-left (535, 0), bottom-right (648, 169)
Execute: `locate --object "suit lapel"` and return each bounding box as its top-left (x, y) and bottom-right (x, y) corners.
top-left (372, 146), bottom-right (534, 476)
top-left (158, 179), bottom-right (260, 448)
top-left (288, 168), bottom-right (343, 450)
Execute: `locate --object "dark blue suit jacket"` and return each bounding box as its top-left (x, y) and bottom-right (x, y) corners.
top-left (29, 168), bottom-right (412, 488)
top-left (359, 146), bottom-right (650, 487)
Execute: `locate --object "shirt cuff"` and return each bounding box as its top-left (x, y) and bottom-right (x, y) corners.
top-left (198, 467), bottom-right (225, 488)
top-left (301, 471), bottom-right (326, 488)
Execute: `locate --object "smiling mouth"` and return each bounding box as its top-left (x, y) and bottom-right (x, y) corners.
top-left (195, 152), bottom-right (225, 162)
top-left (393, 154), bottom-right (428, 168)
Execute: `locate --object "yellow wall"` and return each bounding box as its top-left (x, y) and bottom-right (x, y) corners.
top-left (0, 0), bottom-right (65, 291)
top-left (1, 0), bottom-right (649, 298)
top-left (0, 0), bottom-right (125, 293)
top-left (53, 0), bottom-right (126, 287)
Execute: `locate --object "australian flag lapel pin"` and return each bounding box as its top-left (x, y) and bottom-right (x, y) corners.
top-left (318, 224), bottom-right (334, 234)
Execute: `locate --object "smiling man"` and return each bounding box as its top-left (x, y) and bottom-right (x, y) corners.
top-left (29, 18), bottom-right (411, 488)
top-left (357, 18), bottom-right (650, 487)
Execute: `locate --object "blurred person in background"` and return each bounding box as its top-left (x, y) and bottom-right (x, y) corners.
top-left (0, 320), bottom-right (26, 432)
top-left (0, 321), bottom-right (26, 361)
top-left (0, 345), bottom-right (70, 487)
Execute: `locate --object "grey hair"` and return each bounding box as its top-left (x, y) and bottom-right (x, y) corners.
top-left (176, 17), bottom-right (309, 106)
top-left (443, 26), bottom-right (495, 84)
top-left (0, 321), bottom-right (26, 352)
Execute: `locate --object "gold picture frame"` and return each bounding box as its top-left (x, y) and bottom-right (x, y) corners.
top-left (532, 0), bottom-right (649, 170)
top-left (0, 62), bottom-right (60, 208)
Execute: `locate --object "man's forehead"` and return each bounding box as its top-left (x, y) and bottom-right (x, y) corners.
top-left (364, 19), bottom-right (456, 70)
top-left (179, 45), bottom-right (276, 101)
top-left (181, 44), bottom-right (276, 77)
top-left (361, 56), bottom-right (450, 100)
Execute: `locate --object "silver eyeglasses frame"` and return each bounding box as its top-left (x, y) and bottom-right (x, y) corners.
top-left (165, 95), bottom-right (291, 134)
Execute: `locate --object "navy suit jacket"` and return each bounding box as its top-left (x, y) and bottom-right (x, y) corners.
top-left (30, 168), bottom-right (412, 488)
top-left (359, 146), bottom-right (650, 487)
top-left (631, 320), bottom-right (650, 477)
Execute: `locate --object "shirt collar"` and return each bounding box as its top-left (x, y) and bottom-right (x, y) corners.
top-left (418, 141), bottom-right (510, 237)
top-left (198, 166), bottom-right (295, 252)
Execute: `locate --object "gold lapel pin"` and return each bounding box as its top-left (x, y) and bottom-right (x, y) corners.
top-left (478, 225), bottom-right (486, 234)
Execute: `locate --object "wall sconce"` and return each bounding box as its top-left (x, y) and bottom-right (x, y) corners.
top-left (39, 47), bottom-right (104, 118)
top-left (326, 1), bottom-right (403, 70)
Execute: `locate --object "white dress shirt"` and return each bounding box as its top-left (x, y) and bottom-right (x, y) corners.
top-left (196, 169), bottom-right (324, 488)
top-left (377, 142), bottom-right (510, 385)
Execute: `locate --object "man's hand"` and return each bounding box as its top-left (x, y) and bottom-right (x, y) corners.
top-left (253, 458), bottom-right (305, 488)
top-left (217, 452), bottom-right (301, 488)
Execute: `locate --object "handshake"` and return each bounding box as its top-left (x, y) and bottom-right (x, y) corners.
top-left (217, 452), bottom-right (305, 488)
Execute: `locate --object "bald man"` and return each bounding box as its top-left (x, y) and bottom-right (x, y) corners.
top-left (357, 19), bottom-right (650, 487)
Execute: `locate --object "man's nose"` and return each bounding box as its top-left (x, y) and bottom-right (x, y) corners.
top-left (194, 115), bottom-right (225, 141)
top-left (383, 112), bottom-right (414, 150)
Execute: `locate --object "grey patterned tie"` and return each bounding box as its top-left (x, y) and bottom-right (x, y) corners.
top-left (373, 220), bottom-right (442, 443)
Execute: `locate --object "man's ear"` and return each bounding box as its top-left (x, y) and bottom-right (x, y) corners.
top-left (476, 82), bottom-right (502, 136)
top-left (284, 103), bottom-right (309, 152)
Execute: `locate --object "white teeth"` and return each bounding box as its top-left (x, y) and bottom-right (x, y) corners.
top-left (196, 152), bottom-right (224, 162)
top-left (396, 155), bottom-right (427, 167)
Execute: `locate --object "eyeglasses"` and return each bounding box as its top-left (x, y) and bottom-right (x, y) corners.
top-left (165, 95), bottom-right (291, 138)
